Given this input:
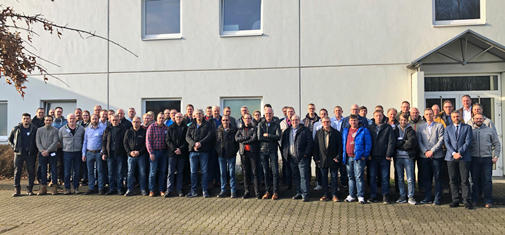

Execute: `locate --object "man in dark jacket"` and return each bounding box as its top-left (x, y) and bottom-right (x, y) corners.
top-left (186, 109), bottom-right (215, 198)
top-left (366, 110), bottom-right (396, 204)
top-left (302, 103), bottom-right (322, 191)
top-left (9, 113), bottom-right (38, 196)
top-left (31, 108), bottom-right (45, 128)
top-left (164, 113), bottom-right (188, 197)
top-left (340, 104), bottom-right (369, 131)
top-left (257, 108), bottom-right (282, 199)
top-left (394, 113), bottom-right (419, 205)
top-left (313, 117), bottom-right (342, 202)
top-left (236, 113), bottom-right (260, 199)
top-left (215, 115), bottom-right (239, 198)
top-left (102, 114), bottom-right (127, 195)
top-left (281, 115), bottom-right (313, 202)
top-left (123, 116), bottom-right (148, 196)
top-left (117, 109), bottom-right (132, 130)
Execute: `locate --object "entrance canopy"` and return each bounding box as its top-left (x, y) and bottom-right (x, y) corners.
top-left (407, 30), bottom-right (505, 69)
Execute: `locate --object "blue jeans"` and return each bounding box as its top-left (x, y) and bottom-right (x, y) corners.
top-left (369, 158), bottom-right (390, 197)
top-left (63, 151), bottom-right (81, 190)
top-left (218, 156), bottom-right (237, 193)
top-left (189, 152), bottom-right (209, 192)
top-left (260, 152), bottom-right (280, 193)
top-left (166, 157), bottom-right (185, 192)
top-left (128, 155), bottom-right (147, 192)
top-left (471, 157), bottom-right (493, 204)
top-left (320, 167), bottom-right (338, 197)
top-left (419, 157), bottom-right (443, 201)
top-left (86, 151), bottom-right (104, 190)
top-left (107, 153), bottom-right (125, 192)
top-left (38, 152), bottom-right (58, 186)
top-left (395, 158), bottom-right (415, 198)
top-left (346, 157), bottom-right (366, 198)
top-left (288, 156), bottom-right (311, 198)
top-left (149, 150), bottom-right (168, 192)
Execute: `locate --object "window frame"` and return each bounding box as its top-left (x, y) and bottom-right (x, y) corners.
top-left (141, 0), bottom-right (182, 40)
top-left (220, 0), bottom-right (263, 37)
top-left (220, 97), bottom-right (263, 118)
top-left (0, 101), bottom-right (7, 142)
top-left (432, 0), bottom-right (486, 27)
top-left (142, 98), bottom-right (182, 115)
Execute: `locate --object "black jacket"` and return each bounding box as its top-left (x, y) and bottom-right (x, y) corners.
top-left (235, 125), bottom-right (259, 154)
top-left (31, 117), bottom-right (45, 128)
top-left (302, 113), bottom-right (320, 132)
top-left (123, 127), bottom-right (147, 157)
top-left (394, 125), bottom-right (419, 160)
top-left (257, 120), bottom-right (281, 153)
top-left (8, 123), bottom-right (38, 156)
top-left (165, 123), bottom-right (188, 158)
top-left (215, 125), bottom-right (239, 159)
top-left (120, 118), bottom-right (132, 130)
top-left (367, 123), bottom-right (396, 159)
top-left (313, 127), bottom-right (342, 168)
top-left (186, 120), bottom-right (215, 153)
top-left (281, 125), bottom-right (313, 162)
top-left (102, 123), bottom-right (126, 157)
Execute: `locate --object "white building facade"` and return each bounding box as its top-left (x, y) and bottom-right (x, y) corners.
top-left (1, 0), bottom-right (504, 175)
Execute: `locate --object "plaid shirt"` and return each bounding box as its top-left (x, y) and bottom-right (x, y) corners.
top-left (146, 122), bottom-right (168, 155)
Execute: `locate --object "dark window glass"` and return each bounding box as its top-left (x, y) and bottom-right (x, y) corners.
top-left (223, 0), bottom-right (261, 31)
top-left (0, 102), bottom-right (7, 136)
top-left (435, 0), bottom-right (480, 21)
top-left (425, 76), bottom-right (497, 91)
top-left (426, 98), bottom-right (456, 114)
top-left (145, 100), bottom-right (181, 116)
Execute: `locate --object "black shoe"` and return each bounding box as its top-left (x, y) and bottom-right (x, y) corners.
top-left (464, 203), bottom-right (474, 210)
top-left (292, 194), bottom-right (302, 200)
top-left (124, 190), bottom-right (133, 196)
top-left (243, 190), bottom-right (250, 199)
top-left (164, 191), bottom-right (171, 198)
top-left (27, 188), bottom-right (34, 196)
top-left (383, 194), bottom-right (390, 204)
top-left (98, 189), bottom-right (105, 195)
top-left (449, 202), bottom-right (459, 208)
top-left (177, 190), bottom-right (184, 197)
top-left (367, 197), bottom-right (378, 203)
top-left (217, 191), bottom-right (227, 198)
top-left (84, 189), bottom-right (96, 195)
top-left (302, 197), bottom-right (309, 202)
top-left (117, 190), bottom-right (124, 195)
top-left (231, 192), bottom-right (237, 198)
top-left (105, 190), bottom-right (117, 195)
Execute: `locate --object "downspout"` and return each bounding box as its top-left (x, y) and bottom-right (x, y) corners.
top-left (106, 0), bottom-right (110, 110)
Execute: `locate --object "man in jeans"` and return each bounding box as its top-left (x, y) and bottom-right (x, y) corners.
top-left (9, 113), bottom-right (38, 196)
top-left (257, 108), bottom-right (282, 199)
top-left (470, 114), bottom-right (501, 208)
top-left (36, 115), bottom-right (59, 195)
top-left (146, 113), bottom-right (169, 197)
top-left (165, 113), bottom-right (188, 197)
top-left (186, 109), bottom-right (215, 198)
top-left (124, 116), bottom-right (148, 196)
top-left (215, 115), bottom-right (239, 198)
top-left (82, 114), bottom-right (106, 195)
top-left (102, 114), bottom-right (127, 195)
top-left (342, 115), bottom-right (371, 204)
top-left (59, 113), bottom-right (85, 195)
top-left (394, 114), bottom-right (419, 205)
top-left (281, 115), bottom-right (313, 202)
top-left (366, 110), bottom-right (395, 204)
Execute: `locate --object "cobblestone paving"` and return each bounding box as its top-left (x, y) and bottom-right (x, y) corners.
top-left (0, 186), bottom-right (504, 234)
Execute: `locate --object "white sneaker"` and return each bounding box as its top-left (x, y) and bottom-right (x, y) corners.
top-left (358, 197), bottom-right (365, 204)
top-left (345, 195), bottom-right (356, 202)
top-left (314, 185), bottom-right (323, 191)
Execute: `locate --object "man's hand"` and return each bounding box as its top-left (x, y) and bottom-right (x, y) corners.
top-left (130, 151), bottom-right (136, 157)
top-left (193, 146), bottom-right (199, 151)
top-left (42, 151), bottom-right (49, 157)
top-left (333, 159), bottom-right (338, 163)
top-left (361, 157), bottom-right (366, 161)
top-left (425, 151), bottom-right (433, 158)
top-left (102, 155), bottom-right (107, 161)
top-left (82, 156), bottom-right (86, 162)
top-left (263, 133), bottom-right (269, 137)
top-left (368, 156), bottom-right (372, 160)
top-left (150, 154), bottom-right (155, 161)
top-left (492, 158), bottom-right (498, 164)
top-left (175, 148), bottom-right (181, 155)
top-left (195, 142), bottom-right (202, 149)
top-left (386, 157), bottom-right (391, 161)
top-left (453, 153), bottom-right (462, 160)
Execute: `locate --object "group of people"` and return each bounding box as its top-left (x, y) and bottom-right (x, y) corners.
top-left (7, 95), bottom-right (500, 209)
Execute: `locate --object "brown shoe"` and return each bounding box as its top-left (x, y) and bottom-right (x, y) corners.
top-left (149, 191), bottom-right (155, 197)
top-left (320, 196), bottom-right (330, 201)
top-left (12, 188), bottom-right (21, 197)
top-left (160, 191), bottom-right (165, 196)
top-left (333, 196), bottom-right (340, 202)
top-left (51, 185), bottom-right (58, 195)
top-left (485, 204), bottom-right (492, 208)
top-left (38, 185), bottom-right (47, 196)
top-left (272, 193), bottom-right (279, 200)
top-left (262, 192), bottom-right (272, 199)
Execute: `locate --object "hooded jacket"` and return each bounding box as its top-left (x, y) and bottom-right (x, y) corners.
top-left (394, 124), bottom-right (418, 160)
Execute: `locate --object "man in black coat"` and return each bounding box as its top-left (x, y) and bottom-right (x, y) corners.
top-left (215, 115), bottom-right (239, 198)
top-left (236, 113), bottom-right (260, 199)
top-left (102, 114), bottom-right (127, 195)
top-left (123, 116), bottom-right (148, 196)
top-left (164, 113), bottom-right (188, 197)
top-left (257, 107), bottom-right (282, 199)
top-left (313, 117), bottom-right (342, 202)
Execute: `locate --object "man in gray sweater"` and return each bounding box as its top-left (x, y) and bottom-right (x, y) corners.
top-left (59, 114), bottom-right (85, 194)
top-left (35, 116), bottom-right (60, 195)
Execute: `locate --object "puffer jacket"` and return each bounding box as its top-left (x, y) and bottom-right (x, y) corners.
top-left (257, 120), bottom-right (281, 153)
top-left (215, 125), bottom-right (239, 159)
top-left (367, 123), bottom-right (396, 159)
top-left (471, 124), bottom-right (501, 158)
top-left (58, 124), bottom-right (85, 152)
top-left (341, 127), bottom-right (372, 164)
top-left (186, 120), bottom-right (215, 153)
top-left (235, 124), bottom-right (259, 154)
top-left (8, 123), bottom-right (38, 156)
top-left (394, 125), bottom-right (418, 160)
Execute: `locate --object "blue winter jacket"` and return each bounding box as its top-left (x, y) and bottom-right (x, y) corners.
top-left (342, 127), bottom-right (372, 164)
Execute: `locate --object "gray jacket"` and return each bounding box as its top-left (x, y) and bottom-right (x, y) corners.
top-left (467, 116), bottom-right (496, 132)
top-left (58, 124), bottom-right (85, 152)
top-left (470, 124), bottom-right (501, 158)
top-left (36, 126), bottom-right (59, 153)
top-left (417, 122), bottom-right (445, 159)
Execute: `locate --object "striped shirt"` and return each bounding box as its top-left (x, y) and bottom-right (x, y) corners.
top-left (146, 122), bottom-right (168, 155)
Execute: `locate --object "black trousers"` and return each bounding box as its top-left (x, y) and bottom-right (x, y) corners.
top-left (14, 154), bottom-right (36, 189)
top-left (447, 160), bottom-right (471, 203)
top-left (241, 152), bottom-right (259, 193)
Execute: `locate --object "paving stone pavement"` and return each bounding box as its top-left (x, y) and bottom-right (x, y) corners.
top-left (0, 179), bottom-right (505, 234)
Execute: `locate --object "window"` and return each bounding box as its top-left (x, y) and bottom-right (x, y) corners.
top-left (144, 99), bottom-right (181, 116)
top-left (142, 0), bottom-right (181, 40)
top-left (42, 100), bottom-right (77, 117)
top-left (433, 0), bottom-right (485, 26)
top-left (221, 0), bottom-right (262, 37)
top-left (425, 76), bottom-right (498, 91)
top-left (0, 102), bottom-right (7, 137)
top-left (222, 98), bottom-right (261, 119)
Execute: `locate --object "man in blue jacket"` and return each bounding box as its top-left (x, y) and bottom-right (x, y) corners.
top-left (444, 110), bottom-right (473, 209)
top-left (342, 115), bottom-right (372, 204)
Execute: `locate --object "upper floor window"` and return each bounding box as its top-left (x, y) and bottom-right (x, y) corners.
top-left (221, 0), bottom-right (262, 37)
top-left (0, 102), bottom-right (7, 137)
top-left (142, 0), bottom-right (181, 40)
top-left (433, 0), bottom-right (485, 26)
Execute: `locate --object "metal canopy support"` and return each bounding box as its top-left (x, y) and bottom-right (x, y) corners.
top-left (467, 45), bottom-right (494, 63)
